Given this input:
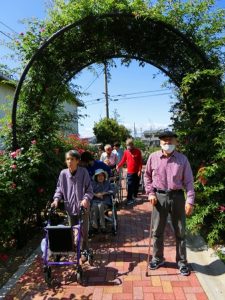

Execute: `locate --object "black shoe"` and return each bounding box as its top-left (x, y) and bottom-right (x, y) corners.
top-left (89, 227), bottom-right (98, 235)
top-left (100, 227), bottom-right (107, 233)
top-left (126, 199), bottom-right (135, 205)
top-left (179, 265), bottom-right (190, 276)
top-left (149, 260), bottom-right (165, 270)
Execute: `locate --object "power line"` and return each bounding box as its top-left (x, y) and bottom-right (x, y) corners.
top-left (111, 92), bottom-right (172, 102)
top-left (84, 88), bottom-right (171, 104)
top-left (0, 21), bottom-right (18, 34)
top-left (82, 69), bottom-right (104, 92)
top-left (0, 30), bottom-right (13, 40)
top-left (85, 92), bottom-right (172, 106)
top-left (112, 88), bottom-right (171, 97)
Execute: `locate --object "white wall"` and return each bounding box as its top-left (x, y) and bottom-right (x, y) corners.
top-left (63, 102), bottom-right (79, 134)
top-left (0, 83), bottom-right (15, 118)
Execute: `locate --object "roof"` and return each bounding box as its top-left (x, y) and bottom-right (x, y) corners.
top-left (0, 73), bottom-right (17, 88)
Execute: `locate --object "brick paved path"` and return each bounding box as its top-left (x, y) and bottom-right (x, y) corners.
top-left (5, 197), bottom-right (208, 300)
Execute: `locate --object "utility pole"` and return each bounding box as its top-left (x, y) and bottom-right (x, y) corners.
top-left (104, 61), bottom-right (109, 119)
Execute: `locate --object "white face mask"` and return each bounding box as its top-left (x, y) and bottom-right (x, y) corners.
top-left (161, 144), bottom-right (175, 153)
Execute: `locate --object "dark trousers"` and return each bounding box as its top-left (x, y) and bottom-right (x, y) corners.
top-left (152, 191), bottom-right (187, 267)
top-left (127, 173), bottom-right (140, 199)
top-left (67, 208), bottom-right (89, 251)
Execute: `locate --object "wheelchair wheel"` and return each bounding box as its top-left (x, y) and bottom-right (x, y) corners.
top-left (112, 218), bottom-right (118, 235)
top-left (44, 266), bottom-right (52, 285)
top-left (77, 265), bottom-right (83, 284)
top-left (112, 208), bottom-right (118, 235)
top-left (54, 254), bottom-right (61, 262)
top-left (88, 250), bottom-right (94, 266)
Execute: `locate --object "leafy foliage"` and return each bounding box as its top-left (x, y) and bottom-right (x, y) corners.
top-left (93, 117), bottom-right (130, 145)
top-left (0, 0), bottom-right (225, 247)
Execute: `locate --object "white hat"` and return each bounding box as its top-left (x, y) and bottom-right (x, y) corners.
top-left (93, 168), bottom-right (108, 181)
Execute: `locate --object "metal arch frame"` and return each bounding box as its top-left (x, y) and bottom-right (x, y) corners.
top-left (65, 55), bottom-right (180, 86)
top-left (12, 12), bottom-right (213, 150)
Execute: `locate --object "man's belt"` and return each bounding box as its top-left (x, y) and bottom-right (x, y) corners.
top-left (154, 188), bottom-right (183, 194)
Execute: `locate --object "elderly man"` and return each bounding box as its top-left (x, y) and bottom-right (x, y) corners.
top-left (144, 131), bottom-right (194, 276)
top-left (117, 138), bottom-right (142, 205)
top-left (100, 144), bottom-right (118, 169)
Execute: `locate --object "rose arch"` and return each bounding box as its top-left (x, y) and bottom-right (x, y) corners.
top-left (12, 13), bottom-right (223, 166)
top-left (1, 6), bottom-right (224, 248)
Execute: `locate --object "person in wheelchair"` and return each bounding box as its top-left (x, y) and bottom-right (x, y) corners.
top-left (90, 169), bottom-right (115, 234)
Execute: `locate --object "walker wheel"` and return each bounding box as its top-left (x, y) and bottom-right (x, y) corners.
top-left (88, 252), bottom-right (94, 266)
top-left (77, 266), bottom-right (83, 284)
top-left (44, 266), bottom-right (52, 286)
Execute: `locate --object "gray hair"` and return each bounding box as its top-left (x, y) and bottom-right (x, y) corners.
top-left (104, 144), bottom-right (112, 151)
top-left (65, 150), bottom-right (81, 160)
top-left (126, 138), bottom-right (134, 146)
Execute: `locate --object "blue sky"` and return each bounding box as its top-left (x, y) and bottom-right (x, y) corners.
top-left (0, 0), bottom-right (224, 137)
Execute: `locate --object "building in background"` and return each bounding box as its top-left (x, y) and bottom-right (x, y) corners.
top-left (0, 73), bottom-right (16, 149)
top-left (0, 73), bottom-right (83, 148)
top-left (142, 129), bottom-right (169, 147)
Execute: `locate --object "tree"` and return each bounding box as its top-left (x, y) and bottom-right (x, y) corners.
top-left (93, 118), bottom-right (130, 145)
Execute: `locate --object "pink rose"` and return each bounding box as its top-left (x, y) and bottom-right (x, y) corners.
top-left (11, 183), bottom-right (16, 189)
top-left (10, 151), bottom-right (17, 158)
top-left (0, 150), bottom-right (5, 156)
top-left (218, 205), bottom-right (225, 212)
top-left (0, 253), bottom-right (9, 262)
top-left (37, 187), bottom-right (44, 193)
top-left (10, 149), bottom-right (21, 158)
top-left (31, 140), bottom-right (37, 145)
top-left (11, 164), bottom-right (17, 169)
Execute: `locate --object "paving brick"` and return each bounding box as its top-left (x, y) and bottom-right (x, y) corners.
top-left (133, 286), bottom-right (143, 299)
top-left (103, 286), bottom-right (123, 294)
top-left (162, 281), bottom-right (173, 293)
top-left (154, 293), bottom-right (175, 299)
top-left (143, 286), bottom-right (163, 293)
top-left (173, 287), bottom-right (186, 299)
top-left (102, 294), bottom-right (113, 300)
top-left (124, 274), bottom-right (142, 281)
top-left (196, 293), bottom-right (209, 300)
top-left (185, 294), bottom-right (197, 300)
top-left (151, 276), bottom-right (161, 286)
top-left (3, 195), bottom-right (208, 300)
top-left (92, 287), bottom-right (103, 300)
top-left (133, 280), bottom-right (152, 287)
top-left (143, 293), bottom-right (155, 300)
top-left (183, 287), bottom-right (204, 294)
top-left (171, 281), bottom-right (191, 287)
top-left (189, 275), bottom-right (202, 287)
top-left (112, 293), bottom-right (133, 300)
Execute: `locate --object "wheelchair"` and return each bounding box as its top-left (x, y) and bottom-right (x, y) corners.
top-left (89, 190), bottom-right (118, 236)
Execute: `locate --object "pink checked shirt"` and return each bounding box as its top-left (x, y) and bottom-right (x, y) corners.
top-left (144, 150), bottom-right (195, 205)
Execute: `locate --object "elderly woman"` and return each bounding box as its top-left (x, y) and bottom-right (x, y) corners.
top-left (90, 168), bottom-right (114, 233)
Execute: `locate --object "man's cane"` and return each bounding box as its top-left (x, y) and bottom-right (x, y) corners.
top-left (145, 205), bottom-right (154, 277)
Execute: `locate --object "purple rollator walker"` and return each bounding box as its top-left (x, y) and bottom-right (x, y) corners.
top-left (42, 206), bottom-right (85, 285)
